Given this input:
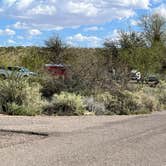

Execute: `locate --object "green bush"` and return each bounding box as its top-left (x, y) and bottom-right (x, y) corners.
top-left (157, 81), bottom-right (166, 109)
top-left (159, 93), bottom-right (166, 109)
top-left (7, 103), bottom-right (39, 116)
top-left (0, 77), bottom-right (26, 113)
top-left (96, 91), bottom-right (139, 115)
top-left (133, 87), bottom-right (160, 112)
top-left (0, 77), bottom-right (47, 116)
top-left (40, 75), bottom-right (90, 99)
top-left (43, 92), bottom-right (86, 115)
top-left (40, 76), bottom-right (66, 99)
top-left (24, 82), bottom-right (48, 115)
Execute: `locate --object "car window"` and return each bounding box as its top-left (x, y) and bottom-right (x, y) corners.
top-left (23, 68), bottom-right (29, 72)
top-left (5, 67), bottom-right (29, 72)
top-left (149, 77), bottom-right (157, 81)
top-left (8, 67), bottom-right (21, 71)
top-left (20, 68), bottom-right (29, 72)
top-left (7, 67), bottom-right (12, 71)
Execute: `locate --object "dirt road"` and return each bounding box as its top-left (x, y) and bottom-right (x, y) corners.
top-left (0, 112), bottom-right (166, 166)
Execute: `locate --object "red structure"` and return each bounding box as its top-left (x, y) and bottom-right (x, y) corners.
top-left (45, 64), bottom-right (67, 79)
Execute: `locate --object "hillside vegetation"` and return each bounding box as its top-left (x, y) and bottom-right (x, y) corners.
top-left (0, 14), bottom-right (166, 116)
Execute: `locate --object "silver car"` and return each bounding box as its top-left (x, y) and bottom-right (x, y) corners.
top-left (0, 66), bottom-right (37, 79)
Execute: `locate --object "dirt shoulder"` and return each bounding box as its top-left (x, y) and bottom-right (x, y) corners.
top-left (0, 114), bottom-right (140, 134)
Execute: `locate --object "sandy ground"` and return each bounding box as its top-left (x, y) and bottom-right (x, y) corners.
top-left (0, 112), bottom-right (166, 166)
top-left (0, 114), bottom-right (136, 133)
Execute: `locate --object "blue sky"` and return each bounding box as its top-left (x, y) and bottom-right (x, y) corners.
top-left (0, 0), bottom-right (165, 47)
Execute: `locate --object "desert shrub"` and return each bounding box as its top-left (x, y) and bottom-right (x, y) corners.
top-left (40, 76), bottom-right (66, 99)
top-left (64, 75), bottom-right (90, 95)
top-left (43, 92), bottom-right (86, 116)
top-left (0, 77), bottom-right (26, 113)
top-left (94, 89), bottom-right (160, 115)
top-left (96, 91), bottom-right (139, 115)
top-left (40, 74), bottom-right (91, 99)
top-left (23, 82), bottom-right (48, 115)
top-left (126, 82), bottom-right (143, 92)
top-left (142, 95), bottom-right (156, 112)
top-left (84, 97), bottom-right (106, 115)
top-left (95, 92), bottom-right (121, 115)
top-left (157, 81), bottom-right (166, 108)
top-left (7, 103), bottom-right (40, 116)
top-left (117, 90), bottom-right (139, 114)
top-left (133, 88), bottom-right (160, 112)
top-left (0, 77), bottom-right (47, 116)
top-left (158, 93), bottom-right (166, 109)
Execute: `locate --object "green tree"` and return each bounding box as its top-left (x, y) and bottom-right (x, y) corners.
top-left (119, 31), bottom-right (146, 49)
top-left (45, 35), bottom-right (67, 63)
top-left (117, 29), bottom-right (165, 83)
top-left (20, 47), bottom-right (46, 71)
top-left (140, 14), bottom-right (166, 46)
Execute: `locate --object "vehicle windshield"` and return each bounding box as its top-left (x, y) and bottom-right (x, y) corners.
top-left (20, 68), bottom-right (30, 72)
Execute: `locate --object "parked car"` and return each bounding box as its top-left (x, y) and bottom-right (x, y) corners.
top-left (145, 75), bottom-right (159, 87)
top-left (0, 66), bottom-right (37, 79)
top-left (130, 70), bottom-right (141, 82)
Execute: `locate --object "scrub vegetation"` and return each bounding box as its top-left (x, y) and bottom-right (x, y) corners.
top-left (0, 14), bottom-right (166, 116)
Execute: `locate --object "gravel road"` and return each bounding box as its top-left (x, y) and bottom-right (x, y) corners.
top-left (0, 112), bottom-right (166, 166)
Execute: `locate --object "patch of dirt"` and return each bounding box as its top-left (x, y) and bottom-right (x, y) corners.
top-left (0, 131), bottom-right (47, 149)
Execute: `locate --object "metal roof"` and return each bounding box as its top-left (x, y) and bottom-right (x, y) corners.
top-left (45, 64), bottom-right (65, 67)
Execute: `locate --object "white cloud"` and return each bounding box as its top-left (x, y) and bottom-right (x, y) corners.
top-left (51, 26), bottom-right (64, 31)
top-left (28, 29), bottom-right (42, 36)
top-left (5, 28), bottom-right (16, 35)
top-left (8, 39), bottom-right (16, 44)
top-left (13, 21), bottom-right (29, 29)
top-left (132, 0), bottom-right (150, 8)
top-left (32, 24), bottom-right (64, 31)
top-left (84, 26), bottom-right (103, 31)
top-left (0, 28), bottom-right (16, 36)
top-left (0, 0), bottom-right (152, 29)
top-left (3, 0), bottom-right (34, 9)
top-left (112, 29), bottom-right (120, 39)
top-left (67, 1), bottom-right (98, 17)
top-left (106, 29), bottom-right (120, 41)
top-left (130, 19), bottom-right (140, 26)
top-left (154, 4), bottom-right (166, 18)
top-left (66, 33), bottom-right (102, 47)
top-left (12, 21), bottom-right (64, 31)
top-left (28, 5), bottom-right (56, 15)
top-left (16, 0), bottom-right (34, 9)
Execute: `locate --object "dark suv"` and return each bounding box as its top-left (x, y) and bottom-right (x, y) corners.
top-left (145, 76), bottom-right (159, 87)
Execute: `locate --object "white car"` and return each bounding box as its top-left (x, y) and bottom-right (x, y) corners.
top-left (130, 70), bottom-right (141, 81)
